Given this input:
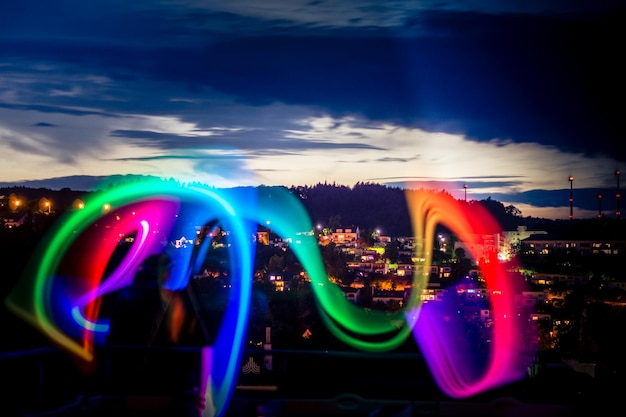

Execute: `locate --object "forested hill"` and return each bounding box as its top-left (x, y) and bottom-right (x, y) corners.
top-left (289, 182), bottom-right (532, 237)
top-left (0, 186), bottom-right (87, 212)
top-left (289, 183), bottom-right (626, 239)
top-left (5, 182), bottom-right (623, 238)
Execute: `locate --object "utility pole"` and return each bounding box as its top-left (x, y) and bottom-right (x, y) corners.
top-left (569, 176), bottom-right (574, 220)
top-left (616, 170), bottom-right (621, 219)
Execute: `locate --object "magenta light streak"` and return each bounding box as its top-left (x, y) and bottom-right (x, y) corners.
top-left (74, 219), bottom-right (152, 313)
top-left (71, 200), bottom-right (180, 339)
top-left (406, 189), bottom-right (534, 398)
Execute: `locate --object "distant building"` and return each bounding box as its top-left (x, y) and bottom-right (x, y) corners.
top-left (521, 235), bottom-right (626, 256)
top-left (331, 228), bottom-right (358, 245)
top-left (503, 225), bottom-right (547, 247)
top-left (418, 288), bottom-right (448, 303)
top-left (266, 271), bottom-right (286, 291)
top-left (454, 232), bottom-right (504, 262)
top-left (1, 213), bottom-right (28, 229)
top-left (529, 273), bottom-right (588, 287)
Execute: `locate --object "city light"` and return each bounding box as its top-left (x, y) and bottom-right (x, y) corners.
top-left (6, 179), bottom-right (536, 415)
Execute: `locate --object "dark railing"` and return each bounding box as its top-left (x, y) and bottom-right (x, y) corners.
top-left (1, 345), bottom-right (602, 417)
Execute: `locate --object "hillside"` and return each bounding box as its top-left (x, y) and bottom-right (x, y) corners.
top-left (4, 182), bottom-right (625, 238)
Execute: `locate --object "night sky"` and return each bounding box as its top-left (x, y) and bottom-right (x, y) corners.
top-left (1, 1), bottom-right (624, 219)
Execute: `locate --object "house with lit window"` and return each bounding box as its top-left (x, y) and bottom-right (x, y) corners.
top-left (521, 234), bottom-right (626, 256)
top-left (265, 271), bottom-right (286, 291)
top-left (331, 228), bottom-right (358, 245)
top-left (453, 232), bottom-right (506, 262)
top-left (529, 273), bottom-right (587, 287)
top-left (1, 213), bottom-right (28, 229)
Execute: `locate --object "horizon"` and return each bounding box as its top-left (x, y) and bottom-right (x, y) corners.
top-left (0, 174), bottom-right (614, 222)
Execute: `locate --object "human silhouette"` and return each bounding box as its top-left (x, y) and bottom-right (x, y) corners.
top-left (105, 252), bottom-right (207, 416)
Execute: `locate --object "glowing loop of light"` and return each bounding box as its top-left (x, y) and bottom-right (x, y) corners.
top-left (405, 189), bottom-right (533, 397)
top-left (6, 181), bottom-right (257, 417)
top-left (5, 180), bottom-right (535, 415)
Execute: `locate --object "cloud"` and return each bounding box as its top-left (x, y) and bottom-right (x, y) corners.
top-left (0, 103), bottom-right (121, 118)
top-left (175, 0), bottom-right (621, 31)
top-left (1, 1), bottom-right (624, 219)
top-left (110, 125), bottom-right (384, 152)
top-left (2, 3), bottom-right (624, 159)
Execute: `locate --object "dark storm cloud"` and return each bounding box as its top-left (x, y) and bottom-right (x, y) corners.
top-left (373, 156), bottom-right (421, 163)
top-left (373, 175), bottom-right (524, 183)
top-left (403, 10), bottom-right (626, 159)
top-left (380, 178), bottom-right (620, 213)
top-left (0, 175), bottom-right (146, 191)
top-left (112, 154), bottom-right (244, 162)
top-left (382, 178), bottom-right (524, 191)
top-left (0, 103), bottom-right (123, 118)
top-left (2, 36), bottom-right (413, 120)
top-left (109, 129), bottom-right (384, 151)
top-left (480, 187), bottom-right (622, 213)
top-left (1, 2), bottom-right (623, 161)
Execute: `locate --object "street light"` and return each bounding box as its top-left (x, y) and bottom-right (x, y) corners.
top-left (597, 194), bottom-right (602, 219)
top-left (616, 170), bottom-right (621, 219)
top-left (40, 198), bottom-right (52, 214)
top-left (463, 184), bottom-right (468, 202)
top-left (72, 199), bottom-right (84, 210)
top-left (568, 176), bottom-right (574, 220)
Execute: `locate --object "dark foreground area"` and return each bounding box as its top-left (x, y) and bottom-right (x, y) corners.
top-left (2, 344), bottom-right (623, 417)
